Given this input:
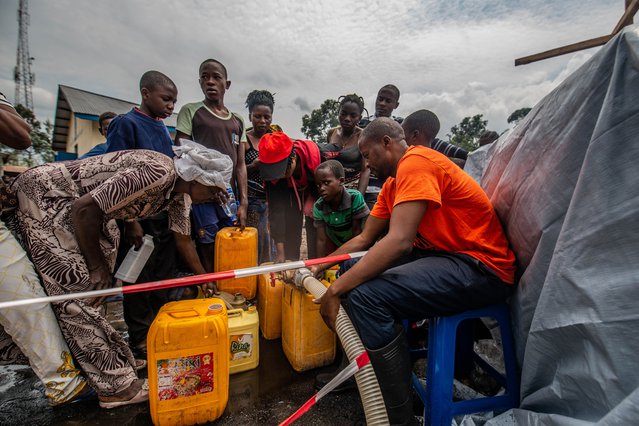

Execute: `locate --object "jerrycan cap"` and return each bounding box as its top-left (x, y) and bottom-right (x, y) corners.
top-left (230, 292), bottom-right (246, 309)
top-left (247, 305), bottom-right (257, 314)
top-left (207, 303), bottom-right (224, 315)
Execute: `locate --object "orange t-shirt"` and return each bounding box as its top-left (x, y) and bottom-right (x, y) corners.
top-left (371, 145), bottom-right (516, 284)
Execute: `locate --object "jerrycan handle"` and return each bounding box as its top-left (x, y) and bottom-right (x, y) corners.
top-left (227, 308), bottom-right (244, 318)
top-left (168, 309), bottom-right (200, 319)
top-left (226, 227), bottom-right (244, 237)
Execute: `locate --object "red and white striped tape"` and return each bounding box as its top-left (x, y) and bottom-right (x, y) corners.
top-left (0, 251), bottom-right (367, 310)
top-left (278, 351), bottom-right (371, 426)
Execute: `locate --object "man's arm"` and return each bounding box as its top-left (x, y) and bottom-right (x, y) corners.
top-left (71, 194), bottom-right (111, 291)
top-left (316, 224), bottom-right (328, 259)
top-left (0, 103), bottom-right (31, 149)
top-left (318, 200), bottom-right (428, 330)
top-left (174, 232), bottom-right (216, 293)
top-left (174, 130), bottom-right (191, 145)
top-left (235, 141), bottom-right (249, 229)
top-left (310, 214), bottom-right (389, 275)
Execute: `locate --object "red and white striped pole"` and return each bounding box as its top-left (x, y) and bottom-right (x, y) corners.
top-left (0, 251), bottom-right (367, 310)
top-left (278, 351), bottom-right (371, 426)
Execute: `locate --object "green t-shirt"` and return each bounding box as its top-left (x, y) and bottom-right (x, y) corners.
top-left (313, 188), bottom-right (369, 246)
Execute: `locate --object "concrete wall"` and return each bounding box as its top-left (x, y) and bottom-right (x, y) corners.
top-left (67, 116), bottom-right (104, 156)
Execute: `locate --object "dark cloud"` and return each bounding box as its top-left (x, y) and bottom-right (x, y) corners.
top-left (293, 97), bottom-right (311, 112)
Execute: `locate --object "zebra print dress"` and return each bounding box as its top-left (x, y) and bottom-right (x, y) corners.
top-left (9, 149), bottom-right (190, 397)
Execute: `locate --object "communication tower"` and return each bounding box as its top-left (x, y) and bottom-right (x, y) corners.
top-left (14, 0), bottom-right (35, 110)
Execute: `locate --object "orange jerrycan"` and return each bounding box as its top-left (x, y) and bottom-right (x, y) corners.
top-left (228, 306), bottom-right (259, 374)
top-left (148, 299), bottom-right (229, 426)
top-left (214, 227), bottom-right (258, 299)
top-left (257, 263), bottom-right (284, 340)
top-left (281, 280), bottom-right (336, 372)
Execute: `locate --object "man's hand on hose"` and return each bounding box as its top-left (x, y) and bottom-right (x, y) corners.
top-left (314, 287), bottom-right (341, 332)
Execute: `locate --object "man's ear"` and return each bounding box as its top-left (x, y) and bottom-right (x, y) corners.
top-left (141, 87), bottom-right (149, 99)
top-left (383, 135), bottom-right (392, 147)
top-left (339, 176), bottom-right (345, 184)
top-left (395, 101), bottom-right (400, 110)
top-left (226, 80), bottom-right (232, 90)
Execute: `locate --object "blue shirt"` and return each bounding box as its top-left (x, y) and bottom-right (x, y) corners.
top-left (104, 108), bottom-right (174, 158)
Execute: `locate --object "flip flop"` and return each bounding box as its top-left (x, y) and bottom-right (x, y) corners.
top-left (99, 379), bottom-right (149, 409)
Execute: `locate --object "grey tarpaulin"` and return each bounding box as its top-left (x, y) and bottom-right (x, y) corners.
top-left (480, 25), bottom-right (639, 425)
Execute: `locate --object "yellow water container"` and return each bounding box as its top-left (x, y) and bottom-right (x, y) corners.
top-left (214, 227), bottom-right (258, 299)
top-left (228, 306), bottom-right (260, 375)
top-left (147, 298), bottom-right (229, 426)
top-left (324, 265), bottom-right (340, 284)
top-left (281, 280), bottom-right (336, 372)
top-left (257, 264), bottom-right (284, 340)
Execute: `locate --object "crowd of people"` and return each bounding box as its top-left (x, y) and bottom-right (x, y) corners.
top-left (0, 57), bottom-right (511, 423)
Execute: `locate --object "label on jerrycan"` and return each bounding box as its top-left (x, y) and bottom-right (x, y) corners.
top-left (156, 352), bottom-right (215, 401)
top-left (230, 334), bottom-right (254, 360)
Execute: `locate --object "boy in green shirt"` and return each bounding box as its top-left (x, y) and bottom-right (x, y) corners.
top-left (313, 160), bottom-right (369, 258)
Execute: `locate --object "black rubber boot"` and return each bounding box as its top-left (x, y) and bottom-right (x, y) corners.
top-left (367, 327), bottom-right (418, 425)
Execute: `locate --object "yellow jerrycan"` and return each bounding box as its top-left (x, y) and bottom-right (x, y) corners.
top-left (257, 263), bottom-right (284, 340)
top-left (227, 306), bottom-right (260, 375)
top-left (281, 280), bottom-right (336, 372)
top-left (214, 227), bottom-right (258, 299)
top-left (147, 298), bottom-right (229, 426)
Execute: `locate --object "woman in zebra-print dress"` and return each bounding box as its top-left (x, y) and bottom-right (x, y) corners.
top-left (8, 149), bottom-right (225, 407)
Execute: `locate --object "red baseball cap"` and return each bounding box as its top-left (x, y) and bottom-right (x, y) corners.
top-left (258, 132), bottom-right (295, 180)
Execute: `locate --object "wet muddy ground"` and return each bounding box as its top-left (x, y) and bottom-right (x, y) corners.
top-left (0, 299), bottom-right (367, 426)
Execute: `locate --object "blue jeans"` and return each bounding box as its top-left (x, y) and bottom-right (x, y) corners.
top-left (343, 251), bottom-right (513, 349)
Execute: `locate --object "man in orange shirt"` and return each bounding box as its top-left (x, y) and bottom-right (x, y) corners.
top-left (313, 117), bottom-right (516, 424)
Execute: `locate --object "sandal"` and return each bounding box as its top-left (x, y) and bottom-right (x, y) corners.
top-left (52, 384), bottom-right (97, 407)
top-left (99, 379), bottom-right (149, 409)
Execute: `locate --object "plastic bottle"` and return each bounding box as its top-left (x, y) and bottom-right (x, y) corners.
top-left (114, 234), bottom-right (155, 283)
top-left (221, 186), bottom-right (237, 222)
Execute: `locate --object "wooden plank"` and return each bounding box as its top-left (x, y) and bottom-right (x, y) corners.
top-left (612, 0), bottom-right (639, 34)
top-left (515, 34), bottom-right (612, 66)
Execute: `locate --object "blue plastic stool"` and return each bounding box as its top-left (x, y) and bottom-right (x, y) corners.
top-left (411, 303), bottom-right (520, 426)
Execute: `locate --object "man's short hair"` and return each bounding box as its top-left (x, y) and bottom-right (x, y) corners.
top-left (478, 130), bottom-right (499, 147)
top-left (360, 117), bottom-right (405, 145)
top-left (402, 109), bottom-right (440, 142)
top-left (98, 111), bottom-right (117, 127)
top-left (379, 84), bottom-right (400, 101)
top-left (199, 58), bottom-right (228, 79)
top-left (139, 70), bottom-right (176, 92)
top-left (316, 159), bottom-right (345, 180)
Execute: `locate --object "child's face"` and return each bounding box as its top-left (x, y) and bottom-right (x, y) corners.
top-left (250, 105), bottom-right (273, 135)
top-left (374, 89), bottom-right (399, 118)
top-left (199, 62), bottom-right (230, 103)
top-left (338, 101), bottom-right (362, 131)
top-left (315, 168), bottom-right (344, 203)
top-left (99, 118), bottom-right (114, 137)
top-left (141, 85), bottom-right (177, 119)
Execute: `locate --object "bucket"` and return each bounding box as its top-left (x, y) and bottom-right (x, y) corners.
top-left (281, 280), bottom-right (336, 372)
top-left (214, 227), bottom-right (258, 299)
top-left (147, 298), bottom-right (229, 426)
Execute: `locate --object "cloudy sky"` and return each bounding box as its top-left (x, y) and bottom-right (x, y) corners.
top-left (0, 0), bottom-right (625, 140)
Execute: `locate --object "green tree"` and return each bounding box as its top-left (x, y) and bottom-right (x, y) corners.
top-left (507, 107), bottom-right (531, 124)
top-left (447, 114), bottom-right (487, 152)
top-left (0, 104), bottom-right (55, 167)
top-left (300, 99), bottom-right (339, 144)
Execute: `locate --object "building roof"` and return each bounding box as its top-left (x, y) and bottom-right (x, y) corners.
top-left (52, 85), bottom-right (177, 152)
